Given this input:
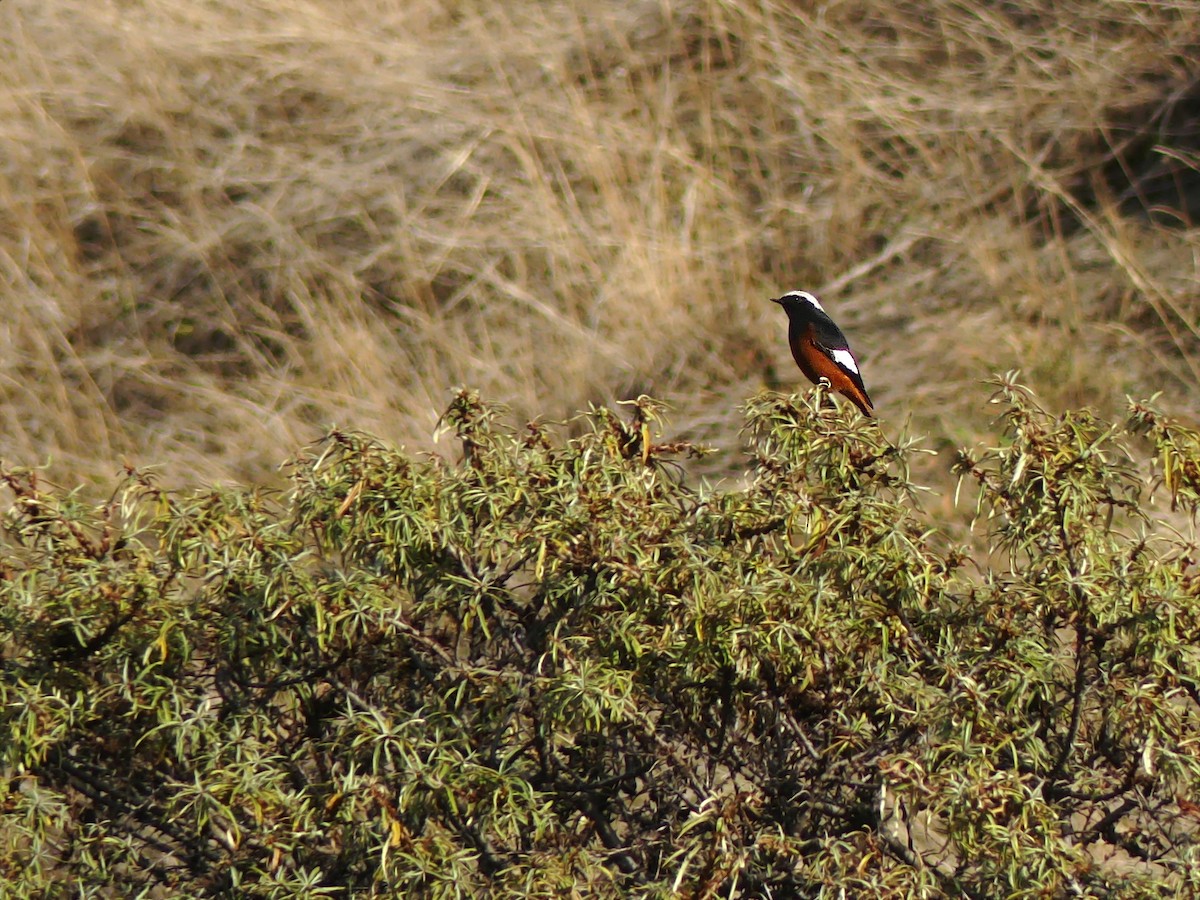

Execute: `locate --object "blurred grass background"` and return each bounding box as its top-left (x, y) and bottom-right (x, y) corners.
top-left (1, 0), bottom-right (1198, 490)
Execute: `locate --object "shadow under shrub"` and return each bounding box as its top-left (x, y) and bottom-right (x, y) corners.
top-left (2, 380), bottom-right (1200, 897)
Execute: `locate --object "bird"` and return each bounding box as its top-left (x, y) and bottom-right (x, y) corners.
top-left (770, 290), bottom-right (874, 417)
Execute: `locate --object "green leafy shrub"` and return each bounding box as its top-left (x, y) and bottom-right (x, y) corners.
top-left (3, 381), bottom-right (1200, 897)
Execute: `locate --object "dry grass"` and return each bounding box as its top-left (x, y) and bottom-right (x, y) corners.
top-left (1, 0), bottom-right (1198, 490)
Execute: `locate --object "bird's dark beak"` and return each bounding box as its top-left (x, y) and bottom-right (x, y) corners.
top-left (769, 296), bottom-right (782, 305)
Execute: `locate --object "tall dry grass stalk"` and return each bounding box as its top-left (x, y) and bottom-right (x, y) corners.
top-left (0, 0), bottom-right (1197, 487)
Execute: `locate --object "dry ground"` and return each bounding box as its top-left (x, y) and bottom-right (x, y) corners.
top-left (1, 0), bottom-right (1198, 494)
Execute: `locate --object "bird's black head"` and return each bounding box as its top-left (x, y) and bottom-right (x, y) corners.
top-left (770, 290), bottom-right (825, 320)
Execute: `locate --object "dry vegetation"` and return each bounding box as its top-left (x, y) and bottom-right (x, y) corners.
top-left (1, 0), bottom-right (1198, 489)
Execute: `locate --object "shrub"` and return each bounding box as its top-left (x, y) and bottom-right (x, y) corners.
top-left (2, 380), bottom-right (1200, 897)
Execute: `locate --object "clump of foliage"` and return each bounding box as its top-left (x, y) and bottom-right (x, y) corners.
top-left (3, 381), bottom-right (1200, 897)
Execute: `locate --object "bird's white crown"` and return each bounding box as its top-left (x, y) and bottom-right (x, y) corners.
top-left (780, 290), bottom-right (824, 312)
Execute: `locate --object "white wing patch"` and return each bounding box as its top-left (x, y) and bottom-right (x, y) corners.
top-left (781, 290), bottom-right (824, 312)
top-left (830, 348), bottom-right (859, 374)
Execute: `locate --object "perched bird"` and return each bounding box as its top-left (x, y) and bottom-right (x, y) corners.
top-left (770, 290), bottom-right (874, 417)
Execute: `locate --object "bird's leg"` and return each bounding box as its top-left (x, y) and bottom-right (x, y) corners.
top-left (816, 377), bottom-right (838, 411)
